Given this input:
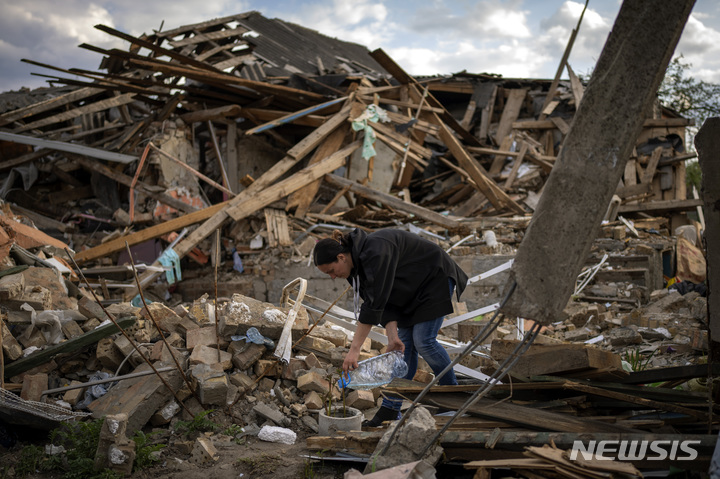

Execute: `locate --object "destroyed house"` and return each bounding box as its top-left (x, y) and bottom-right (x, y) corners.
top-left (0, 8), bottom-right (714, 478)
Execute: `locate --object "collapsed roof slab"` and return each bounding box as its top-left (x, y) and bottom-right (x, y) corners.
top-left (501, 0), bottom-right (695, 324)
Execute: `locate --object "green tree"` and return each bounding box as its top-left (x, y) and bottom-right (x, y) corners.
top-left (657, 55), bottom-right (720, 129)
top-left (657, 55), bottom-right (720, 191)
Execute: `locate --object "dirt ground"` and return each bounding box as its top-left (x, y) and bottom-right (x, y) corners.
top-left (0, 408), bottom-right (361, 479)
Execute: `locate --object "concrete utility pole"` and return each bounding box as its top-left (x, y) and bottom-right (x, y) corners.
top-left (501, 0), bottom-right (696, 324)
top-left (695, 119), bottom-right (719, 366)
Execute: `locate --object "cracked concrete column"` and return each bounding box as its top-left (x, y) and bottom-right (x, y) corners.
top-left (501, 0), bottom-right (695, 324)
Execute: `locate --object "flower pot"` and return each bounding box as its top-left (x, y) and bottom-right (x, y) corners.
top-left (318, 406), bottom-right (362, 436)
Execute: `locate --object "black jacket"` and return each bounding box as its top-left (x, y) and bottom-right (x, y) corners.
top-left (347, 228), bottom-right (468, 328)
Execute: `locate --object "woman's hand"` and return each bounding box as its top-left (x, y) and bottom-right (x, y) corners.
top-left (342, 350), bottom-right (360, 375)
top-left (385, 321), bottom-right (405, 354)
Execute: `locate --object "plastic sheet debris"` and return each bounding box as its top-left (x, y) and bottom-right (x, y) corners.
top-left (76, 371), bottom-right (115, 410)
top-left (231, 327), bottom-right (275, 349)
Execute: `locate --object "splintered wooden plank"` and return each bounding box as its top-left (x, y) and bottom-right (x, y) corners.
top-left (180, 104), bottom-right (242, 124)
top-left (168, 26), bottom-right (249, 47)
top-left (418, 393), bottom-right (636, 434)
top-left (286, 123), bottom-right (349, 218)
top-left (561, 380), bottom-right (711, 421)
top-left (567, 63), bottom-right (585, 108)
top-left (244, 96), bottom-right (349, 135)
top-left (490, 340), bottom-right (622, 378)
top-left (121, 145), bottom-right (357, 300)
top-left (73, 200), bottom-right (230, 264)
top-left (154, 13), bottom-right (254, 38)
top-left (504, 141), bottom-right (529, 190)
top-left (95, 24), bottom-right (222, 73)
top-left (495, 88), bottom-right (528, 144)
top-left (436, 119), bottom-right (525, 214)
top-left (264, 208), bottom-right (292, 247)
top-left (324, 174), bottom-right (459, 230)
top-left (369, 48), bottom-right (481, 146)
top-left (640, 146), bottom-right (663, 184)
top-left (0, 87), bottom-right (104, 128)
top-left (14, 94), bottom-right (136, 133)
top-left (128, 58), bottom-right (326, 106)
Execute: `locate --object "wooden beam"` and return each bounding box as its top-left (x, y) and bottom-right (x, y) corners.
top-left (324, 174), bottom-right (460, 230)
top-left (369, 48), bottom-right (481, 146)
top-left (0, 87), bottom-right (104, 128)
top-left (436, 119), bottom-right (525, 214)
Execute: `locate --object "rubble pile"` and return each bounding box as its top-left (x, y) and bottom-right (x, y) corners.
top-left (0, 9), bottom-right (712, 478)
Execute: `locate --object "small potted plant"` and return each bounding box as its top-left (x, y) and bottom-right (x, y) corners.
top-left (317, 370), bottom-right (362, 436)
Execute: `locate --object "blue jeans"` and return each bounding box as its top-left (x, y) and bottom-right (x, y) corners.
top-left (381, 279), bottom-right (458, 412)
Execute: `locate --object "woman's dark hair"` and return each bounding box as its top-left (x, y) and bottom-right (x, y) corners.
top-left (313, 230), bottom-right (352, 266)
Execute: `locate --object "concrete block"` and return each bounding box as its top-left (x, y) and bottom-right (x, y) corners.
top-left (191, 364), bottom-right (229, 406)
top-left (5, 285), bottom-right (51, 311)
top-left (143, 302), bottom-right (198, 335)
top-left (20, 267), bottom-right (75, 310)
top-left (228, 371), bottom-right (256, 393)
top-left (231, 341), bottom-right (266, 370)
top-left (61, 320), bottom-right (85, 340)
top-left (20, 372), bottom-right (48, 402)
top-left (221, 292), bottom-right (309, 341)
top-left (150, 342), bottom-right (187, 369)
top-left (150, 400), bottom-right (181, 426)
top-left (88, 365), bottom-right (183, 433)
top-left (5, 309), bottom-right (32, 325)
top-left (0, 272), bottom-right (24, 300)
top-left (94, 413), bottom-right (136, 476)
top-left (288, 402), bottom-right (306, 417)
top-left (190, 437), bottom-right (219, 464)
top-left (281, 358), bottom-right (305, 381)
top-left (16, 325), bottom-right (47, 349)
top-left (81, 317), bottom-right (101, 332)
top-left (96, 337), bottom-right (125, 371)
top-left (346, 390), bottom-right (375, 410)
top-left (78, 296), bottom-right (106, 320)
top-left (253, 402), bottom-right (290, 427)
top-left (296, 371), bottom-right (330, 395)
top-left (186, 326), bottom-right (227, 350)
top-left (304, 391), bottom-right (324, 410)
top-left (189, 344), bottom-right (232, 370)
top-left (304, 352), bottom-right (322, 369)
top-left (1, 320), bottom-right (23, 361)
top-left (308, 328), bottom-right (348, 348)
top-left (254, 359), bottom-right (281, 378)
top-left (297, 335), bottom-right (335, 353)
top-left (63, 381), bottom-right (85, 406)
top-left (257, 377), bottom-right (275, 392)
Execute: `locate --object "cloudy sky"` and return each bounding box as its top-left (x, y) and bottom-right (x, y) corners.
top-left (1, 1), bottom-right (719, 93)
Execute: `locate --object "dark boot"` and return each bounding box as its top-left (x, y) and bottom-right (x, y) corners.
top-left (362, 406), bottom-right (399, 428)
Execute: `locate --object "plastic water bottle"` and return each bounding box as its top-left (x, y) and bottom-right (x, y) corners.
top-left (337, 350), bottom-right (408, 390)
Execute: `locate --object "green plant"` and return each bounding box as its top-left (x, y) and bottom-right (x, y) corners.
top-left (623, 349), bottom-right (656, 372)
top-left (222, 424), bottom-right (247, 445)
top-left (14, 419), bottom-right (121, 479)
top-left (132, 430), bottom-right (166, 471)
top-left (174, 409), bottom-right (219, 436)
top-left (302, 458), bottom-right (316, 479)
top-left (14, 444), bottom-right (45, 478)
top-left (325, 369), bottom-right (347, 418)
